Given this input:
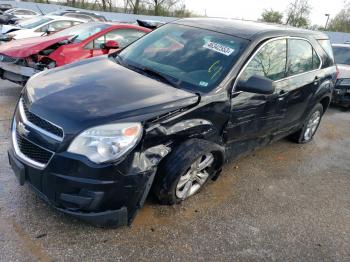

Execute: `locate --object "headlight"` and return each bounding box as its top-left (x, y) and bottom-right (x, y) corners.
top-left (67, 123), bottom-right (142, 164)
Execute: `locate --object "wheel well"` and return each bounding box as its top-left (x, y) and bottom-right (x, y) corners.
top-left (320, 96), bottom-right (331, 113)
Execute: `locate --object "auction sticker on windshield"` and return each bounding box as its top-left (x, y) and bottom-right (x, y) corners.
top-left (203, 41), bottom-right (235, 56)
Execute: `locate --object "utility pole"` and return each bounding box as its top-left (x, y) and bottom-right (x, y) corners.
top-left (324, 14), bottom-right (330, 30)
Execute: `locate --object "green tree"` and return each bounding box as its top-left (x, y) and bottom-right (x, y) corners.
top-left (260, 9), bottom-right (283, 24)
top-left (327, 7), bottom-right (350, 32)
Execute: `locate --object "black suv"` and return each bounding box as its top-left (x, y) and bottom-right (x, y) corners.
top-left (8, 18), bottom-right (336, 227)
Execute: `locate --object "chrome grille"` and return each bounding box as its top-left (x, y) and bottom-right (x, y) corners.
top-left (15, 131), bottom-right (53, 165)
top-left (0, 54), bottom-right (20, 63)
top-left (19, 98), bottom-right (64, 140)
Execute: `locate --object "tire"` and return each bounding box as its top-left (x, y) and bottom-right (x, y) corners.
top-left (289, 103), bottom-right (324, 144)
top-left (152, 139), bottom-right (223, 205)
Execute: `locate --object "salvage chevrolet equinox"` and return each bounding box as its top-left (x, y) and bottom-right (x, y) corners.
top-left (8, 18), bottom-right (336, 227)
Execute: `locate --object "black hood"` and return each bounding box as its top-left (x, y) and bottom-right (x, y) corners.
top-left (24, 56), bottom-right (199, 134)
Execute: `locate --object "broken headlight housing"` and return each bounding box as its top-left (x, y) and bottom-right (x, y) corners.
top-left (68, 123), bottom-right (142, 164)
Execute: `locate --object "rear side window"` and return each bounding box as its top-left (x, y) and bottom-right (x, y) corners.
top-left (318, 39), bottom-right (334, 62)
top-left (332, 46), bottom-right (350, 65)
top-left (287, 39), bottom-right (320, 76)
top-left (240, 39), bottom-right (287, 81)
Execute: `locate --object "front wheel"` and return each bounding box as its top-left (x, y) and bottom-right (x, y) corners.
top-left (289, 103), bottom-right (324, 143)
top-left (153, 139), bottom-right (222, 205)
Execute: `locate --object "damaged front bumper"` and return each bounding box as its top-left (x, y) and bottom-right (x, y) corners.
top-left (8, 136), bottom-right (170, 227)
top-left (0, 60), bottom-right (39, 85)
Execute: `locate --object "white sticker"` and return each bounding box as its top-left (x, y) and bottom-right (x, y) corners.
top-left (199, 81), bottom-right (208, 87)
top-left (203, 41), bottom-right (235, 56)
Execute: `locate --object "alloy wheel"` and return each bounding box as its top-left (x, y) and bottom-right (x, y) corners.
top-left (176, 153), bottom-right (214, 200)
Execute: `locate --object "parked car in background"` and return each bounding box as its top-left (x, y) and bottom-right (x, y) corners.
top-left (7, 18), bottom-right (336, 227)
top-left (0, 22), bottom-right (150, 85)
top-left (0, 15), bottom-right (85, 41)
top-left (332, 44), bottom-right (350, 108)
top-left (0, 8), bottom-right (40, 25)
top-left (48, 9), bottom-right (107, 22)
top-left (0, 3), bottom-right (12, 12)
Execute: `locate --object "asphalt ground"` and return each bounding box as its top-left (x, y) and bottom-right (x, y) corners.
top-left (0, 80), bottom-right (349, 261)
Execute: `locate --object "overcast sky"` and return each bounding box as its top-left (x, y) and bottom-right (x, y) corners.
top-left (185, 0), bottom-right (347, 26)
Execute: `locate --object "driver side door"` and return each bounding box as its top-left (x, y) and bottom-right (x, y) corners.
top-left (224, 38), bottom-right (288, 156)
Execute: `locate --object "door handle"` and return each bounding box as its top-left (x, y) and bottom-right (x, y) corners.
top-left (314, 75), bottom-right (321, 85)
top-left (277, 90), bottom-right (287, 100)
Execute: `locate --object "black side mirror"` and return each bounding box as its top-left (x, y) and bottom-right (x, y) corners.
top-left (45, 27), bottom-right (55, 35)
top-left (236, 75), bottom-right (275, 95)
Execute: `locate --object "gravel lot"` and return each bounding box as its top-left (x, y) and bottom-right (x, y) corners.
top-left (0, 80), bottom-right (349, 261)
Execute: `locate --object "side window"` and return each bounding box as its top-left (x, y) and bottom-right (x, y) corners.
top-left (287, 39), bottom-right (319, 76)
top-left (38, 21), bottom-right (73, 32)
top-left (13, 10), bottom-right (26, 15)
top-left (104, 29), bottom-right (146, 48)
top-left (240, 39), bottom-right (287, 82)
top-left (86, 29), bottom-right (146, 49)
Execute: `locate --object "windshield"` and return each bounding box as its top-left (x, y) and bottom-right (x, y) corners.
top-left (53, 23), bottom-right (110, 43)
top-left (333, 46), bottom-right (350, 65)
top-left (117, 23), bottom-right (249, 92)
top-left (18, 16), bottom-right (52, 29)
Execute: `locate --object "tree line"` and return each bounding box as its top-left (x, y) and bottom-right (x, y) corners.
top-left (30, 0), bottom-right (192, 17)
top-left (260, 0), bottom-right (350, 33)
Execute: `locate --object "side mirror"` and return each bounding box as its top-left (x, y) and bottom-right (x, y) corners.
top-left (236, 75), bottom-right (275, 95)
top-left (102, 40), bottom-right (120, 50)
top-left (45, 27), bottom-right (55, 35)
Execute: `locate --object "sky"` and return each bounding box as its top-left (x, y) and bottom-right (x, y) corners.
top-left (185, 0), bottom-right (348, 26)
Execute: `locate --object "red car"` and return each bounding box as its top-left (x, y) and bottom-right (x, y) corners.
top-left (0, 22), bottom-right (150, 85)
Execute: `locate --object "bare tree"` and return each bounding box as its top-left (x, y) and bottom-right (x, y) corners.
top-left (146, 0), bottom-right (180, 16)
top-left (285, 0), bottom-right (311, 28)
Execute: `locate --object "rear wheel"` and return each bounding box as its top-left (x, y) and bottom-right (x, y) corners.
top-left (289, 103), bottom-right (324, 143)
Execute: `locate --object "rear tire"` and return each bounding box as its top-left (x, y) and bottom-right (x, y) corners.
top-left (152, 139), bottom-right (222, 205)
top-left (289, 103), bottom-right (324, 144)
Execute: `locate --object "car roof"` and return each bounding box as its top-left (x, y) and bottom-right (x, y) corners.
top-left (332, 43), bottom-right (350, 48)
top-left (44, 15), bottom-right (86, 22)
top-left (173, 18), bottom-right (328, 41)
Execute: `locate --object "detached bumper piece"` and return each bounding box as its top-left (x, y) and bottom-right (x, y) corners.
top-left (333, 79), bottom-right (350, 107)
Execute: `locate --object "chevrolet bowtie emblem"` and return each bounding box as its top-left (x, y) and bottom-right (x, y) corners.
top-left (17, 122), bottom-right (30, 137)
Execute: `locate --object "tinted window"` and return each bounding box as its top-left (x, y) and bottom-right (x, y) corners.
top-left (54, 23), bottom-right (109, 43)
top-left (287, 39), bottom-right (319, 76)
top-left (118, 24), bottom-right (249, 92)
top-left (18, 17), bottom-right (52, 29)
top-left (318, 39), bottom-right (334, 61)
top-left (333, 46), bottom-right (350, 65)
top-left (87, 29), bottom-right (146, 49)
top-left (240, 39), bottom-right (287, 82)
top-left (38, 20), bottom-right (74, 32)
top-left (65, 13), bottom-right (94, 21)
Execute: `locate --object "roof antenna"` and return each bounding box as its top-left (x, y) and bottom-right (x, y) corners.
top-left (36, 4), bottom-right (44, 15)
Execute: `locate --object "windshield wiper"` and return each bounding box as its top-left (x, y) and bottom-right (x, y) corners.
top-left (112, 56), bottom-right (179, 88)
top-left (138, 67), bottom-right (180, 88)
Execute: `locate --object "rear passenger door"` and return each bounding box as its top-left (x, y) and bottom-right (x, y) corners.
top-left (277, 38), bottom-right (321, 133)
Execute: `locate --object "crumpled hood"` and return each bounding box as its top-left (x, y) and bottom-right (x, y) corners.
top-left (0, 35), bottom-right (70, 58)
top-left (25, 56), bottom-right (199, 133)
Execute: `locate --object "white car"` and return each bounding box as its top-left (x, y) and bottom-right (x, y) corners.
top-left (2, 8), bottom-right (40, 23)
top-left (0, 15), bottom-right (85, 41)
